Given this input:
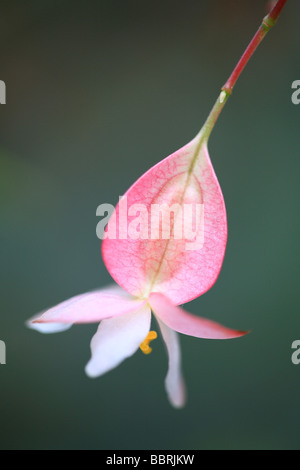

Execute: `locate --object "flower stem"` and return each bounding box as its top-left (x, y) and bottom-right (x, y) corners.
top-left (200, 0), bottom-right (288, 143)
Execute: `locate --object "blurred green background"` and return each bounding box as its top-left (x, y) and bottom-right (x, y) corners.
top-left (0, 0), bottom-right (299, 450)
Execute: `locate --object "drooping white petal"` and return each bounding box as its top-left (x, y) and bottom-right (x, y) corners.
top-left (26, 315), bottom-right (72, 334)
top-left (156, 317), bottom-right (186, 408)
top-left (85, 305), bottom-right (151, 378)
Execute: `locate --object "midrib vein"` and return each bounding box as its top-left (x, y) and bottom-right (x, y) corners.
top-left (146, 137), bottom-right (204, 295)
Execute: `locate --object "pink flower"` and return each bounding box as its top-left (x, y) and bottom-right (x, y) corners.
top-left (27, 134), bottom-right (247, 408)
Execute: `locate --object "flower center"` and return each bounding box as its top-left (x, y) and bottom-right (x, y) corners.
top-left (139, 331), bottom-right (157, 355)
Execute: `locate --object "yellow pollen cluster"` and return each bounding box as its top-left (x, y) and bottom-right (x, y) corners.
top-left (139, 331), bottom-right (158, 355)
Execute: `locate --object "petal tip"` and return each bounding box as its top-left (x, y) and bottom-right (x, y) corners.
top-left (84, 363), bottom-right (97, 379)
top-left (236, 329), bottom-right (251, 337)
top-left (26, 316), bottom-right (72, 334)
top-left (170, 396), bottom-right (187, 410)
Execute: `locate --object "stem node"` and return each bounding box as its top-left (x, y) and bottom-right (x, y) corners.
top-left (262, 14), bottom-right (277, 31)
top-left (221, 87), bottom-right (232, 97)
top-left (199, 0), bottom-right (288, 143)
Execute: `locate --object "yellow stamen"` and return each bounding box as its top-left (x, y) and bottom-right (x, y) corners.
top-left (139, 330), bottom-right (157, 355)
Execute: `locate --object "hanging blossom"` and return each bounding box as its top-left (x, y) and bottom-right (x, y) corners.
top-left (27, 129), bottom-right (247, 408)
top-left (26, 0), bottom-right (290, 407)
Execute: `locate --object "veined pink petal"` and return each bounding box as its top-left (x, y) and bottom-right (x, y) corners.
top-left (32, 286), bottom-right (146, 325)
top-left (26, 315), bottom-right (73, 334)
top-left (85, 305), bottom-right (151, 378)
top-left (102, 136), bottom-right (227, 305)
top-left (149, 293), bottom-right (248, 339)
top-left (156, 317), bottom-right (186, 409)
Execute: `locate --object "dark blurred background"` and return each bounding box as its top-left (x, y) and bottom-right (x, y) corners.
top-left (0, 0), bottom-right (299, 450)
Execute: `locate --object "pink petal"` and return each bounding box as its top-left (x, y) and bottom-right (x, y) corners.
top-left (102, 136), bottom-right (227, 305)
top-left (32, 286), bottom-right (146, 324)
top-left (85, 305), bottom-right (151, 377)
top-left (156, 317), bottom-right (186, 408)
top-left (149, 293), bottom-right (248, 340)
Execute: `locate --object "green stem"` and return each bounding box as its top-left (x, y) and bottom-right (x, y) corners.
top-left (200, 0), bottom-right (288, 143)
top-left (200, 90), bottom-right (230, 142)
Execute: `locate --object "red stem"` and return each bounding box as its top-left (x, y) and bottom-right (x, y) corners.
top-left (222, 0), bottom-right (288, 94)
top-left (268, 0), bottom-right (288, 22)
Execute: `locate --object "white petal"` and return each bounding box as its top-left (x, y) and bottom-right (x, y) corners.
top-left (27, 285), bottom-right (145, 325)
top-left (156, 317), bottom-right (186, 408)
top-left (26, 315), bottom-right (72, 334)
top-left (85, 305), bottom-right (151, 378)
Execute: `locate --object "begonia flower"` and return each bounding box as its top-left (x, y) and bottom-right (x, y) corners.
top-left (26, 0), bottom-right (290, 407)
top-left (27, 133), bottom-right (247, 408)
